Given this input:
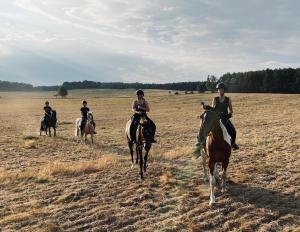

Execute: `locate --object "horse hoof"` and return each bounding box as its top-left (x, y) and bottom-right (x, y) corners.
top-left (209, 201), bottom-right (215, 207)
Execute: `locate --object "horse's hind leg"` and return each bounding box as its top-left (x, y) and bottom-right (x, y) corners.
top-left (201, 150), bottom-right (208, 182)
top-left (221, 161), bottom-right (229, 193)
top-left (48, 127), bottom-right (51, 137)
top-left (208, 161), bottom-right (216, 206)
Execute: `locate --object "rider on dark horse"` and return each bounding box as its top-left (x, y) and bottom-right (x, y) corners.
top-left (130, 89), bottom-right (156, 143)
top-left (197, 82), bottom-right (239, 150)
top-left (43, 101), bottom-right (52, 124)
top-left (80, 100), bottom-right (96, 134)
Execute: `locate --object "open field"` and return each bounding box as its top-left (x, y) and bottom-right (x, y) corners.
top-left (0, 90), bottom-right (299, 232)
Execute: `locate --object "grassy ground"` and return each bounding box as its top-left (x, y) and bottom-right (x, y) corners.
top-left (0, 90), bottom-right (299, 231)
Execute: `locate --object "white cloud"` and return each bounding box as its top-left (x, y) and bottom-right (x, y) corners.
top-left (0, 0), bottom-right (299, 85)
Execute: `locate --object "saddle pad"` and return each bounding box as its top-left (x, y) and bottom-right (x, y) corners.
top-left (219, 120), bottom-right (231, 146)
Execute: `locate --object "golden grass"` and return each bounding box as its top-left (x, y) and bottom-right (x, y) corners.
top-left (44, 154), bottom-right (121, 176)
top-left (0, 90), bottom-right (299, 231)
top-left (162, 146), bottom-right (194, 159)
top-left (0, 208), bottom-right (48, 226)
top-left (0, 154), bottom-right (121, 183)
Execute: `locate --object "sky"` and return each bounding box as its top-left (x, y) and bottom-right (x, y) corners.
top-left (0, 0), bottom-right (300, 86)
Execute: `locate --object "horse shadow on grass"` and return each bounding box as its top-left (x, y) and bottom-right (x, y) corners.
top-left (227, 180), bottom-right (300, 217)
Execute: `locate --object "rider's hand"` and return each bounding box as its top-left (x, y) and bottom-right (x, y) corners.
top-left (228, 112), bottom-right (232, 118)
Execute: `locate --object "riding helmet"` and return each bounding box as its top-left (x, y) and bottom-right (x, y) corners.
top-left (45, 101), bottom-right (49, 105)
top-left (136, 89), bottom-right (144, 96)
top-left (83, 100), bottom-right (87, 104)
top-left (216, 82), bottom-right (226, 89)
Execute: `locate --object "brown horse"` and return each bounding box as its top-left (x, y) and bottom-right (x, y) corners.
top-left (198, 108), bottom-right (232, 206)
top-left (125, 115), bottom-right (153, 180)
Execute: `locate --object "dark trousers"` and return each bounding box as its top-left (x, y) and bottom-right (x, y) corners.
top-left (223, 119), bottom-right (236, 145)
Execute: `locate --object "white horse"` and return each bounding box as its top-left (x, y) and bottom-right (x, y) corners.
top-left (75, 112), bottom-right (95, 144)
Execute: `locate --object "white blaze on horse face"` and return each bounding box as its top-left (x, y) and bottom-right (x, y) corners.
top-left (219, 120), bottom-right (231, 145)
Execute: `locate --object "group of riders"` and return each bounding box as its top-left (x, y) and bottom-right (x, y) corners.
top-left (41, 82), bottom-right (239, 150)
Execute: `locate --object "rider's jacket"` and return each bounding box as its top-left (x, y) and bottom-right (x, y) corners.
top-left (44, 106), bottom-right (52, 115)
top-left (214, 96), bottom-right (230, 120)
top-left (80, 106), bottom-right (90, 118)
top-left (132, 99), bottom-right (148, 115)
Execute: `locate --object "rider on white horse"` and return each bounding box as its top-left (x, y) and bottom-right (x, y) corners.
top-left (80, 100), bottom-right (96, 134)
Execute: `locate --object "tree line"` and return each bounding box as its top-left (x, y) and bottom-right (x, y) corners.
top-left (0, 68), bottom-right (299, 93)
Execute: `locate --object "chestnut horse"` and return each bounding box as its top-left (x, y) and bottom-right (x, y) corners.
top-left (125, 114), bottom-right (153, 180)
top-left (198, 109), bottom-right (232, 206)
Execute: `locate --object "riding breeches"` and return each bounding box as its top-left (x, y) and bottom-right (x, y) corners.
top-left (223, 119), bottom-right (236, 144)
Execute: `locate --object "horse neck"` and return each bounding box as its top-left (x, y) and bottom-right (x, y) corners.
top-left (210, 122), bottom-right (224, 142)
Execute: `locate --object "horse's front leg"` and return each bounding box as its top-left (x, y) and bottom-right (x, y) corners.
top-left (84, 134), bottom-right (87, 144)
top-left (138, 145), bottom-right (144, 180)
top-left (143, 143), bottom-right (151, 172)
top-left (54, 127), bottom-right (56, 137)
top-left (135, 145), bottom-right (139, 164)
top-left (48, 127), bottom-right (51, 137)
top-left (91, 134), bottom-right (94, 144)
top-left (208, 161), bottom-right (216, 206)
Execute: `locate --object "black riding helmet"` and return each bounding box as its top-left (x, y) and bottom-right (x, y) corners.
top-left (82, 100), bottom-right (87, 105)
top-left (216, 82), bottom-right (226, 89)
top-left (45, 101), bottom-right (49, 105)
top-left (136, 89), bottom-right (144, 96)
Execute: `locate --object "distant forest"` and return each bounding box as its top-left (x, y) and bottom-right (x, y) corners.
top-left (0, 68), bottom-right (299, 93)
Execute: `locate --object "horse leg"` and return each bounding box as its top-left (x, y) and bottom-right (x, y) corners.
top-left (138, 145), bottom-right (144, 179)
top-left (54, 127), bottom-right (56, 137)
top-left (201, 150), bottom-right (208, 182)
top-left (84, 134), bottom-right (87, 144)
top-left (91, 133), bottom-right (94, 144)
top-left (208, 160), bottom-right (216, 206)
top-left (128, 141), bottom-right (134, 168)
top-left (144, 143), bottom-right (151, 172)
top-left (135, 145), bottom-right (139, 164)
top-left (48, 127), bottom-right (51, 137)
top-left (221, 161), bottom-right (229, 193)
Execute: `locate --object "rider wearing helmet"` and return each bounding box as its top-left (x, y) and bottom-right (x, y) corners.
top-left (80, 100), bottom-right (96, 134)
top-left (130, 89), bottom-right (156, 143)
top-left (213, 82), bottom-right (239, 150)
top-left (43, 101), bottom-right (52, 125)
top-left (43, 101), bottom-right (52, 118)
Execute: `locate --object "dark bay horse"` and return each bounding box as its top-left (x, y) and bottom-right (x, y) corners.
top-left (198, 108), bottom-right (231, 206)
top-left (40, 110), bottom-right (57, 137)
top-left (125, 114), bottom-right (153, 180)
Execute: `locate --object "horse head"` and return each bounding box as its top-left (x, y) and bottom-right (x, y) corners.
top-left (198, 110), bottom-right (221, 148)
top-left (139, 115), bottom-right (152, 142)
top-left (51, 110), bottom-right (56, 118)
top-left (87, 112), bottom-right (94, 122)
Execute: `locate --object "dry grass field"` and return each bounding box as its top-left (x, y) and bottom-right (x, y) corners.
top-left (0, 89), bottom-right (299, 232)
